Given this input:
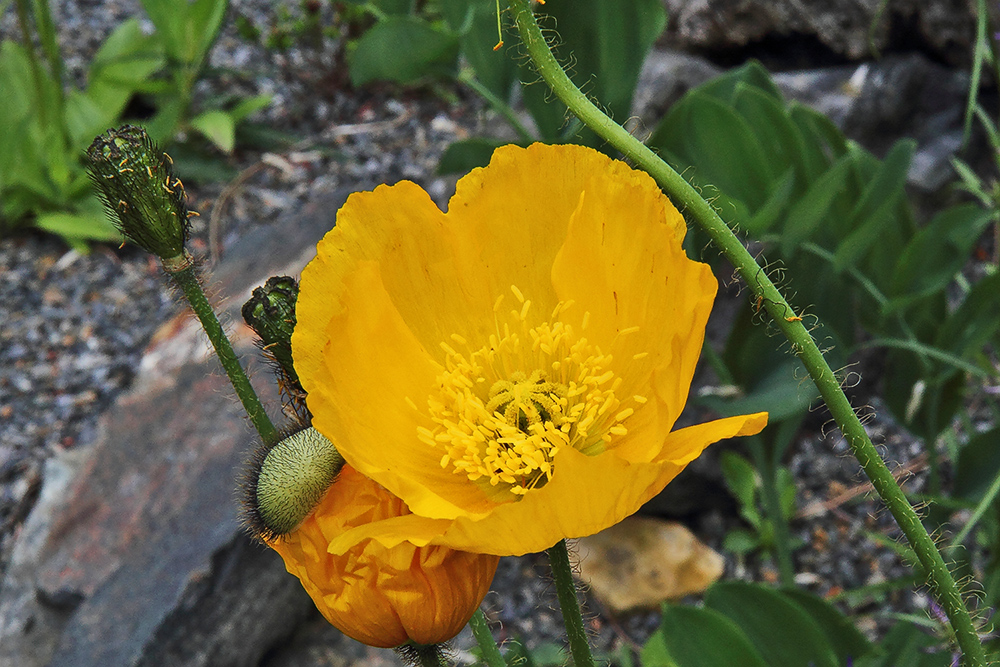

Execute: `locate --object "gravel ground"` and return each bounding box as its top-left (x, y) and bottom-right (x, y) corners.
top-left (0, 0), bottom-right (991, 659)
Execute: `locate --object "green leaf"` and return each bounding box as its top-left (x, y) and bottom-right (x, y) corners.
top-left (139, 0), bottom-right (187, 62)
top-left (519, 0), bottom-right (665, 146)
top-left (86, 18), bottom-right (165, 125)
top-left (780, 589), bottom-right (874, 663)
top-left (64, 90), bottom-right (109, 153)
top-left (733, 83), bottom-right (810, 184)
top-left (695, 60), bottom-right (783, 105)
top-left (187, 0), bottom-right (228, 64)
top-left (934, 270), bottom-right (1000, 357)
top-left (228, 93), bottom-right (272, 123)
top-left (699, 359), bottom-right (817, 423)
top-left (779, 155), bottom-right (852, 255)
top-left (888, 203), bottom-right (993, 305)
top-left (657, 92), bottom-right (775, 211)
top-left (706, 581), bottom-right (839, 667)
top-left (442, 0), bottom-right (518, 100)
top-left (744, 167), bottom-right (795, 236)
top-left (349, 17), bottom-right (459, 86)
top-left (438, 137), bottom-right (511, 174)
top-left (34, 210), bottom-right (122, 245)
top-left (190, 109), bottom-right (236, 153)
top-left (644, 604), bottom-right (769, 667)
top-left (720, 451), bottom-right (760, 526)
top-left (722, 529), bottom-right (760, 555)
top-left (953, 426), bottom-right (1000, 503)
top-left (832, 139), bottom-right (915, 271)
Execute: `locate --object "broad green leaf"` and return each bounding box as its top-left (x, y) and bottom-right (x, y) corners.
top-left (832, 139), bottom-right (915, 271)
top-left (934, 271), bottom-right (1000, 357)
top-left (744, 167), bottom-right (795, 235)
top-left (888, 203), bottom-right (993, 304)
top-left (706, 581), bottom-right (839, 667)
top-left (686, 94), bottom-right (774, 209)
top-left (695, 60), bottom-right (783, 105)
top-left (723, 529), bottom-right (760, 555)
top-left (190, 109), bottom-right (236, 153)
top-left (228, 93), bottom-right (272, 123)
top-left (187, 0), bottom-right (228, 64)
top-left (953, 426), bottom-right (1000, 503)
top-left (733, 83), bottom-right (810, 184)
top-left (519, 0), bottom-right (665, 146)
top-left (372, 0), bottom-right (413, 14)
top-left (87, 18), bottom-right (164, 124)
top-left (349, 17), bottom-right (459, 86)
top-left (64, 90), bottom-right (109, 153)
top-left (644, 605), bottom-right (769, 667)
top-left (779, 155), bottom-right (852, 255)
top-left (780, 589), bottom-right (874, 663)
top-left (34, 210), bottom-right (121, 244)
top-left (443, 0), bottom-right (519, 100)
top-left (139, 0), bottom-right (187, 61)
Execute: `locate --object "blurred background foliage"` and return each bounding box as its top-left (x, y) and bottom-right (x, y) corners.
top-left (3, 0), bottom-right (999, 663)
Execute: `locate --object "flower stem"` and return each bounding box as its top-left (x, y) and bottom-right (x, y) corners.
top-left (506, 2), bottom-right (986, 665)
top-left (469, 610), bottom-right (506, 667)
top-left (547, 540), bottom-right (594, 667)
top-left (167, 261), bottom-right (279, 444)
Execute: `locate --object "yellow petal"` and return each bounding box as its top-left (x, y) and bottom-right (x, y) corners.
top-left (550, 152), bottom-right (717, 461)
top-left (304, 260), bottom-right (498, 519)
top-left (654, 411), bottom-right (769, 465)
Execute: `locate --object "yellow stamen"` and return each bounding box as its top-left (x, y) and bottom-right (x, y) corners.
top-left (420, 289), bottom-right (645, 498)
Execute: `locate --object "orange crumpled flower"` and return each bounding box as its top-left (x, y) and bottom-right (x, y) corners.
top-left (266, 464), bottom-right (498, 648)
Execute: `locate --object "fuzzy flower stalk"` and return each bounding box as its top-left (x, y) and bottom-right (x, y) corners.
top-left (86, 125), bottom-right (277, 444)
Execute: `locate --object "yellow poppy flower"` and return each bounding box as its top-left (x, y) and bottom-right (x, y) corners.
top-left (267, 464), bottom-right (499, 648)
top-left (293, 143), bottom-right (767, 557)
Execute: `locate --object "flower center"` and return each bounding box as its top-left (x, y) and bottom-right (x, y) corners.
top-left (416, 287), bottom-right (644, 499)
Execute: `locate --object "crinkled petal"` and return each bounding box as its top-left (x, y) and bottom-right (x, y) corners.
top-left (328, 412), bottom-right (762, 557)
top-left (303, 260), bottom-right (498, 520)
top-left (269, 467), bottom-right (498, 647)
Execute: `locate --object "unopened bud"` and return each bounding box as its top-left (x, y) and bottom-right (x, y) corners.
top-left (243, 427), bottom-right (344, 541)
top-left (86, 125), bottom-right (189, 263)
top-left (242, 276), bottom-right (300, 385)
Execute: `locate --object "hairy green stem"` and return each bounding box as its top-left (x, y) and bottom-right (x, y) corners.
top-left (507, 2), bottom-right (986, 664)
top-left (168, 262), bottom-right (279, 444)
top-left (547, 540), bottom-right (594, 667)
top-left (469, 610), bottom-right (506, 667)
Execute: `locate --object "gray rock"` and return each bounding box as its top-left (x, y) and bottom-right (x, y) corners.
top-left (660, 0), bottom-right (983, 66)
top-left (0, 190), bottom-right (367, 667)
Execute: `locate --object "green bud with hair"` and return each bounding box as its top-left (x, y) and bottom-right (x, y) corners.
top-left (86, 125), bottom-right (190, 266)
top-left (242, 276), bottom-right (300, 385)
top-left (243, 427), bottom-right (344, 541)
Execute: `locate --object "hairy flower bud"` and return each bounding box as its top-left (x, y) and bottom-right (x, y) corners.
top-left (242, 276), bottom-right (300, 385)
top-left (243, 427), bottom-right (344, 540)
top-left (86, 125), bottom-right (189, 263)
